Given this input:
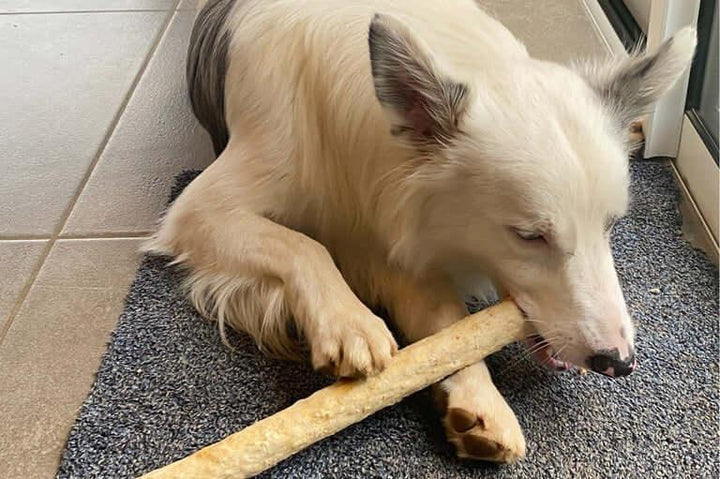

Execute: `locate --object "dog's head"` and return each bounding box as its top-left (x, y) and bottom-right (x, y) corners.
top-left (368, 14), bottom-right (696, 377)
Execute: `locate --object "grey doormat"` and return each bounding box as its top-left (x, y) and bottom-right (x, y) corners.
top-left (57, 161), bottom-right (718, 478)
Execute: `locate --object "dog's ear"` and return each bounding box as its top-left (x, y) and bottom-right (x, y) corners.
top-left (582, 27), bottom-right (696, 128)
top-left (368, 13), bottom-right (469, 148)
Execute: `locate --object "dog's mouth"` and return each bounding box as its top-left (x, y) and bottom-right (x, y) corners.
top-left (523, 334), bottom-right (572, 371)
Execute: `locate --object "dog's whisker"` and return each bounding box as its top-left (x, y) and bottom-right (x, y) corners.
top-left (552, 343), bottom-right (568, 358)
top-left (540, 344), bottom-right (568, 368)
top-left (495, 336), bottom-right (562, 377)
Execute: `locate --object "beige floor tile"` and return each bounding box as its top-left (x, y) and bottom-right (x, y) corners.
top-left (0, 238), bottom-right (144, 478)
top-left (0, 12), bottom-right (168, 237)
top-left (480, 0), bottom-right (609, 62)
top-left (177, 0), bottom-right (196, 9)
top-left (0, 0), bottom-right (174, 12)
top-left (0, 240), bottom-right (47, 330)
top-left (63, 11), bottom-right (214, 236)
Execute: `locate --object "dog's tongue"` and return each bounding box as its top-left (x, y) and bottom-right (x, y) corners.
top-left (524, 335), bottom-right (571, 371)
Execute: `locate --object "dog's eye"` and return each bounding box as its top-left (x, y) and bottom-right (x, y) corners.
top-left (514, 229), bottom-right (545, 242)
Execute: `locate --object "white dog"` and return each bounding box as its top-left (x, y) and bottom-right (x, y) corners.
top-left (148, 0), bottom-right (695, 462)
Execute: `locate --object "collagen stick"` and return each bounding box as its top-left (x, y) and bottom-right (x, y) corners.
top-left (141, 300), bottom-right (527, 479)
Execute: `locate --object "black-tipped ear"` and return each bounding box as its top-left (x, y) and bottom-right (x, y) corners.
top-left (368, 13), bottom-right (469, 147)
top-left (582, 26), bottom-right (696, 128)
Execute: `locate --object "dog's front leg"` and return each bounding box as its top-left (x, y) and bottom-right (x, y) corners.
top-left (380, 272), bottom-right (526, 463)
top-left (149, 152), bottom-right (397, 378)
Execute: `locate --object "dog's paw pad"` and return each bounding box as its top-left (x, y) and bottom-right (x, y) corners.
top-left (462, 434), bottom-right (504, 459)
top-left (444, 407), bottom-right (525, 464)
top-left (448, 407), bottom-right (481, 433)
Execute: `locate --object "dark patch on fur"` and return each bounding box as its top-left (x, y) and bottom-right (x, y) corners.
top-left (187, 0), bottom-right (236, 156)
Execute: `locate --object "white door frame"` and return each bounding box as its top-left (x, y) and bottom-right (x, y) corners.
top-left (642, 0), bottom-right (701, 159)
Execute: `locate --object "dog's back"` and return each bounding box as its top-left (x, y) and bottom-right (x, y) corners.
top-left (187, 0), bottom-right (528, 234)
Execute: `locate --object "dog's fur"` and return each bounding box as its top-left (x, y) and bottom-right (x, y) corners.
top-left (148, 0), bottom-right (695, 462)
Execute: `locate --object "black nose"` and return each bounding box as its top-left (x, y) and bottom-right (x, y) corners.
top-left (588, 349), bottom-right (637, 378)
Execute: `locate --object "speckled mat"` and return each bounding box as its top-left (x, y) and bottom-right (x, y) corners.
top-left (57, 161), bottom-right (719, 478)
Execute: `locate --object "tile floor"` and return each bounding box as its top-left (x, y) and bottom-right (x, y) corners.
top-left (0, 1), bottom-right (609, 476)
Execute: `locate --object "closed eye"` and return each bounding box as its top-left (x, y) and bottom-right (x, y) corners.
top-left (513, 228), bottom-right (546, 243)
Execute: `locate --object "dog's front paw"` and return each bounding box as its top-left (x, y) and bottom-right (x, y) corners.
top-left (444, 406), bottom-right (525, 464)
top-left (308, 304), bottom-right (397, 377)
top-left (436, 369), bottom-right (526, 464)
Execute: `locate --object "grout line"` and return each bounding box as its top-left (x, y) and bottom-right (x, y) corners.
top-left (0, 232), bottom-right (151, 242)
top-left (58, 231), bottom-right (153, 240)
top-left (0, 9), bottom-right (172, 15)
top-left (0, 2), bottom-right (180, 347)
top-left (0, 234), bottom-right (52, 241)
top-left (0, 240), bottom-right (53, 337)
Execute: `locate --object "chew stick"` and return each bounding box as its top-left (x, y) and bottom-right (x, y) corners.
top-left (141, 300), bottom-right (527, 479)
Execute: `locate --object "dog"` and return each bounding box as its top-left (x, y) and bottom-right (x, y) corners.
top-left (147, 0), bottom-right (695, 463)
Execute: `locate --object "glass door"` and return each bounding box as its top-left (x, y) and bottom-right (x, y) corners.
top-left (686, 0), bottom-right (718, 165)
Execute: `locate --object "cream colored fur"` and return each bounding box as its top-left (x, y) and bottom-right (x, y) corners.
top-left (148, 0), bottom-right (695, 462)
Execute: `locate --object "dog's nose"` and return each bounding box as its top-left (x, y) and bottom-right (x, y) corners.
top-left (588, 348), bottom-right (637, 378)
